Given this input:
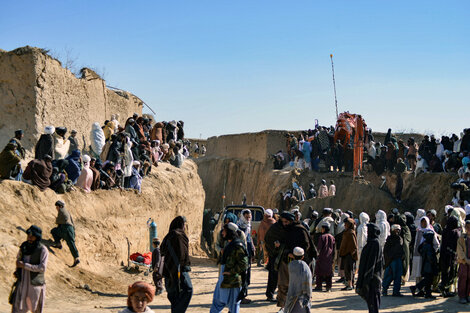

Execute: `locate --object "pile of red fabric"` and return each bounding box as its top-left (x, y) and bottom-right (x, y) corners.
top-left (130, 252), bottom-right (152, 265)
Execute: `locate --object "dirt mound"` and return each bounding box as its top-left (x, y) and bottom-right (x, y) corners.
top-left (0, 161), bottom-right (205, 308)
top-left (196, 156), bottom-right (293, 211)
top-left (296, 170), bottom-right (458, 218)
top-left (295, 171), bottom-right (396, 216)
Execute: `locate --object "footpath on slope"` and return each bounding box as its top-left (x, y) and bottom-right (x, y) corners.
top-left (0, 160), bottom-right (205, 310)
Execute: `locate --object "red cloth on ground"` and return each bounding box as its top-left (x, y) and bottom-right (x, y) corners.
top-left (130, 252), bottom-right (152, 265)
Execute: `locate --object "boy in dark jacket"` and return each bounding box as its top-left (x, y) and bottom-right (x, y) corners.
top-left (411, 231), bottom-right (439, 299)
top-left (382, 224), bottom-right (404, 296)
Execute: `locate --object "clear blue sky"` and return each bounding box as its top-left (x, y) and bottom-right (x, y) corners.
top-left (1, 1), bottom-right (469, 139)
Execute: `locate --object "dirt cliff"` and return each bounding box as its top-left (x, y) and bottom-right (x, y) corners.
top-left (0, 160), bottom-right (204, 307)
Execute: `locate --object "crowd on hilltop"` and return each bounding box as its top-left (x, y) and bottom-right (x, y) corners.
top-left (0, 113), bottom-right (205, 193)
top-left (274, 126), bottom-right (470, 178)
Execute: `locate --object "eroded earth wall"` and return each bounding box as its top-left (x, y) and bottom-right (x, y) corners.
top-left (0, 46), bottom-right (143, 157)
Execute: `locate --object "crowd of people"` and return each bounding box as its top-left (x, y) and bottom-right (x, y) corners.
top-left (0, 114), bottom-right (198, 194)
top-left (203, 200), bottom-right (470, 313)
top-left (280, 179), bottom-right (336, 211)
top-left (275, 127), bottom-right (470, 178)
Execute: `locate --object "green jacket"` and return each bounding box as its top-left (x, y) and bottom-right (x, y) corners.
top-left (0, 143), bottom-right (21, 178)
top-left (221, 240), bottom-right (248, 288)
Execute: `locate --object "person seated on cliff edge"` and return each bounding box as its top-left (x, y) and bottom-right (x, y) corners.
top-left (35, 126), bottom-right (55, 160)
top-left (53, 127), bottom-right (70, 160)
top-left (22, 154), bottom-right (53, 191)
top-left (0, 141), bottom-right (22, 180)
top-left (9, 129), bottom-right (26, 160)
top-left (68, 130), bottom-right (79, 155)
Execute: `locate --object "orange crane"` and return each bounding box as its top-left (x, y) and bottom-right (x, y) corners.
top-left (333, 112), bottom-right (367, 178)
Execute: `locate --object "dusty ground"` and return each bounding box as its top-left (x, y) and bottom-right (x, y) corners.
top-left (1, 257), bottom-right (464, 313)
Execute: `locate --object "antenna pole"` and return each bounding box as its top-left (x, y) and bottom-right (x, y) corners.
top-left (330, 54), bottom-right (339, 119)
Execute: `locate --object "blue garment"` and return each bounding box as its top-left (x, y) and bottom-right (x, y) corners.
top-left (302, 141), bottom-right (312, 164)
top-left (382, 258), bottom-right (403, 295)
top-left (65, 150), bottom-right (81, 183)
top-left (210, 265), bottom-right (241, 313)
top-left (129, 167), bottom-right (142, 192)
top-left (224, 212), bottom-right (238, 224)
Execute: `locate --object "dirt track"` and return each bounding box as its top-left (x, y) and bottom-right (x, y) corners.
top-left (2, 257), bottom-right (463, 313)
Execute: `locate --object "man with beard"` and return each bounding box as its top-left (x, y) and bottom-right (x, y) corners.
top-left (161, 216), bottom-right (193, 313)
top-left (272, 212), bottom-right (316, 312)
top-left (11, 225), bottom-right (49, 313)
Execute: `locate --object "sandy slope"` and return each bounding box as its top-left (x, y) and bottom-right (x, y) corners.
top-left (0, 160), bottom-right (205, 308)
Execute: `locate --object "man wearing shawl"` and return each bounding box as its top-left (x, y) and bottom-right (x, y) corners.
top-left (275, 212), bottom-right (316, 310)
top-left (284, 247), bottom-right (312, 313)
top-left (161, 216), bottom-right (192, 313)
top-left (237, 209), bottom-right (255, 304)
top-left (129, 161), bottom-right (143, 192)
top-left (22, 155), bottom-right (53, 191)
top-left (0, 142), bottom-right (21, 179)
top-left (76, 155), bottom-right (93, 193)
top-left (52, 127), bottom-right (70, 160)
top-left (258, 209), bottom-right (276, 267)
top-left (339, 218), bottom-right (358, 290)
top-left (356, 224), bottom-right (384, 313)
top-left (264, 216), bottom-right (286, 303)
top-left (11, 225), bottom-right (49, 313)
top-left (89, 158), bottom-right (101, 191)
top-left (65, 150), bottom-right (82, 184)
top-left (210, 223), bottom-right (248, 313)
top-left (35, 126), bottom-right (55, 160)
top-left (314, 224), bottom-right (335, 292)
top-left (90, 122), bottom-right (106, 159)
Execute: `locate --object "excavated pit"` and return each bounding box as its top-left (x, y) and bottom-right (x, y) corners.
top-left (196, 131), bottom-right (458, 220)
